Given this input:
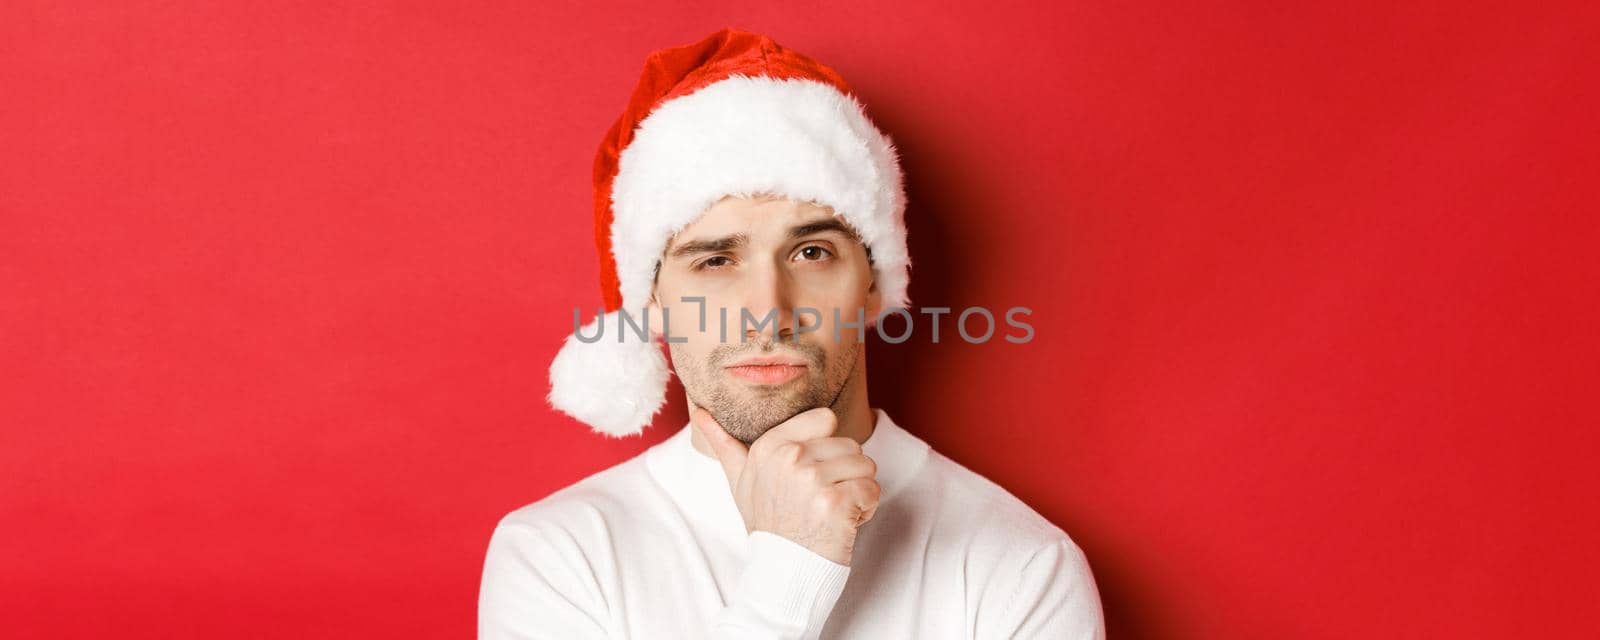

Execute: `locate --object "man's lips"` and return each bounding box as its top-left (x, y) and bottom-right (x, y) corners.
top-left (725, 364), bottom-right (807, 384)
top-left (723, 355), bottom-right (809, 385)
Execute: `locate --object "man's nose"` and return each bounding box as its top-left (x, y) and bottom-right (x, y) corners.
top-left (742, 260), bottom-right (797, 343)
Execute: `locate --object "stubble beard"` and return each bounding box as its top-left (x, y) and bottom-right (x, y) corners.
top-left (672, 337), bottom-right (860, 446)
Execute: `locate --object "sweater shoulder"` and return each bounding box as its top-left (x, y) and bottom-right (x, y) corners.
top-left (918, 449), bottom-right (1087, 556)
top-left (902, 448), bottom-right (1101, 613)
top-left (494, 451), bottom-right (658, 535)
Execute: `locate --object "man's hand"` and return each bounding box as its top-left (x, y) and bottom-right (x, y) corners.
top-left (690, 406), bottom-right (881, 566)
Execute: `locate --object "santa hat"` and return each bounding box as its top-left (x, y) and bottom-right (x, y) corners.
top-left (547, 27), bottom-right (911, 438)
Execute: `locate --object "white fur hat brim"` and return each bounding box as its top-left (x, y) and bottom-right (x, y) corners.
top-left (609, 74), bottom-right (910, 314)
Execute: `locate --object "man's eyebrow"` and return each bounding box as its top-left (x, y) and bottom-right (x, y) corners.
top-left (666, 219), bottom-right (859, 259)
top-left (668, 233), bottom-right (748, 259)
top-left (789, 218), bottom-right (860, 242)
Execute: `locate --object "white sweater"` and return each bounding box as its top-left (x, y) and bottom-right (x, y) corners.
top-left (478, 408), bottom-right (1106, 639)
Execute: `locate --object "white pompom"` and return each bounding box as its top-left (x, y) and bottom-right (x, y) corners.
top-left (547, 309), bottom-right (671, 438)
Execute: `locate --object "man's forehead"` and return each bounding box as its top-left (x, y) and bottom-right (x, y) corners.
top-left (665, 202), bottom-right (861, 253)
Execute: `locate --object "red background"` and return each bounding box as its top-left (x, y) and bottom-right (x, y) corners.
top-left (4, 2), bottom-right (1597, 638)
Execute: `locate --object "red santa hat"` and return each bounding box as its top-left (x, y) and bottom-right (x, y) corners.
top-left (548, 27), bottom-right (911, 437)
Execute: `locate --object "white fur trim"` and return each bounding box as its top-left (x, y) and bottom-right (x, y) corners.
top-left (547, 309), bottom-right (671, 437)
top-left (610, 75), bottom-right (911, 316)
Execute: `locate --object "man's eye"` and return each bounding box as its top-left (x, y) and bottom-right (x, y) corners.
top-left (794, 246), bottom-right (834, 262)
top-left (695, 256), bottom-right (732, 271)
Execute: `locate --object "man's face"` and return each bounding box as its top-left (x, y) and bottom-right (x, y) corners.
top-left (650, 195), bottom-right (881, 445)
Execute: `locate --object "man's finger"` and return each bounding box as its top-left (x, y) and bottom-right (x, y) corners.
top-left (690, 405), bottom-right (748, 486)
top-left (801, 436), bottom-right (864, 462)
top-left (813, 453), bottom-right (878, 484)
top-left (833, 477), bottom-right (882, 523)
top-left (856, 502), bottom-right (879, 526)
top-left (758, 407), bottom-right (840, 446)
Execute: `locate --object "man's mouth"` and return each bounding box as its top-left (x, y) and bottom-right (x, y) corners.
top-left (723, 355), bottom-right (809, 385)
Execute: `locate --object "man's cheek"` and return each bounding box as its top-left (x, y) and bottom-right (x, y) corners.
top-left (658, 301), bottom-right (713, 342)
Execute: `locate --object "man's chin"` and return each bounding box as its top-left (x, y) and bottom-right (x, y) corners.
top-left (707, 387), bottom-right (818, 439)
top-left (720, 379), bottom-right (810, 406)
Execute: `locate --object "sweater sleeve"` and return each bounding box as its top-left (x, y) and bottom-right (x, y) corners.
top-left (480, 522), bottom-right (851, 640)
top-left (478, 521), bottom-right (611, 640)
top-left (707, 530), bottom-right (852, 639)
top-left (978, 537), bottom-right (1107, 640)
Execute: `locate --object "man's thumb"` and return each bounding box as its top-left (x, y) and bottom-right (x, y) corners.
top-left (690, 406), bottom-right (747, 486)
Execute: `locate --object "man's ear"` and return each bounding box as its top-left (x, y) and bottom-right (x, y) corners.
top-left (864, 273), bottom-right (884, 324)
top-left (646, 286), bottom-right (665, 340)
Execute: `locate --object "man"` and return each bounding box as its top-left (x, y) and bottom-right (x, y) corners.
top-left (479, 28), bottom-right (1105, 639)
